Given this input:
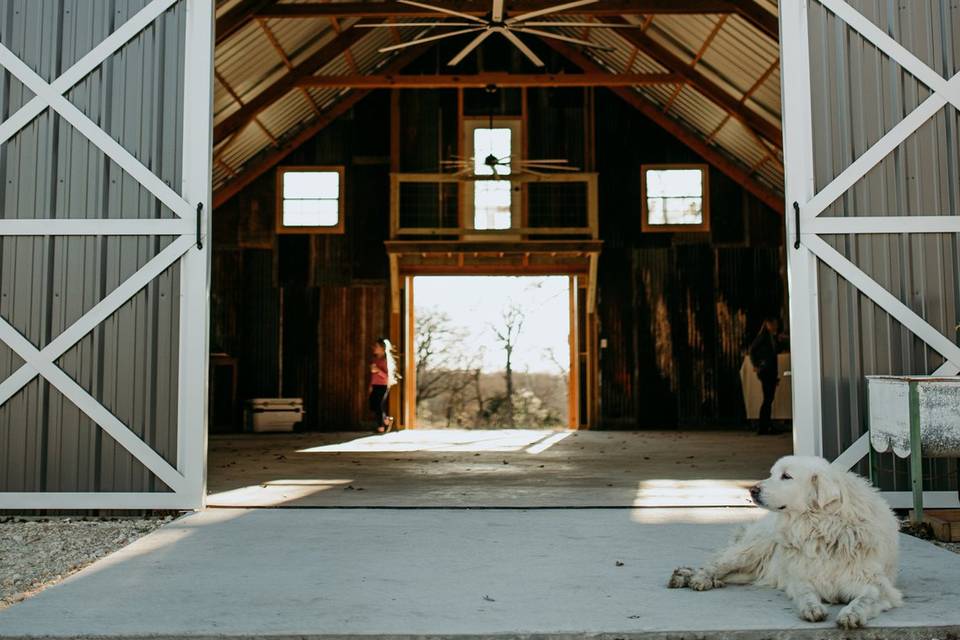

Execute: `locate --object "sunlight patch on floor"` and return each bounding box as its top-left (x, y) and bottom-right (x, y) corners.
top-left (296, 429), bottom-right (568, 453)
top-left (630, 506), bottom-right (764, 525)
top-left (633, 479), bottom-right (756, 508)
top-left (207, 479), bottom-right (353, 507)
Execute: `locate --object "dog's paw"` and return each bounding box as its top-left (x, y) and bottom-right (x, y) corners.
top-left (688, 571), bottom-right (723, 591)
top-left (836, 609), bottom-right (867, 630)
top-left (800, 604), bottom-right (828, 623)
top-left (667, 567), bottom-right (694, 588)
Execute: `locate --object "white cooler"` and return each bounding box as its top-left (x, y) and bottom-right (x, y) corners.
top-left (244, 398), bottom-right (304, 433)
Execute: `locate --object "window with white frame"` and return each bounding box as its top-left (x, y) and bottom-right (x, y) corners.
top-left (472, 126), bottom-right (513, 230)
top-left (277, 167), bottom-right (344, 234)
top-left (641, 164), bottom-right (710, 232)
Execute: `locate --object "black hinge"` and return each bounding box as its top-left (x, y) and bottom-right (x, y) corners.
top-left (196, 202), bottom-right (204, 250)
top-left (793, 201), bottom-right (800, 250)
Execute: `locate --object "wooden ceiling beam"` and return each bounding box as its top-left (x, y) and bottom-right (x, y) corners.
top-left (255, 1), bottom-right (750, 19)
top-left (213, 47), bottom-right (427, 209)
top-left (216, 0), bottom-right (276, 45)
top-left (296, 72), bottom-right (680, 88)
top-left (611, 18), bottom-right (781, 148)
top-left (733, 1), bottom-right (779, 41)
top-left (214, 27), bottom-right (368, 143)
top-left (540, 40), bottom-right (783, 213)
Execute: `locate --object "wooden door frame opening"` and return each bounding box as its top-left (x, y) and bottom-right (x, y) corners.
top-left (386, 247), bottom-right (600, 430)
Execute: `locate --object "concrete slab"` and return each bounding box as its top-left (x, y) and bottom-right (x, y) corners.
top-left (1, 508), bottom-right (959, 639)
top-left (207, 430), bottom-right (793, 507)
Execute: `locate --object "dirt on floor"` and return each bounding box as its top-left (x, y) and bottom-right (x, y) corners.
top-left (0, 516), bottom-right (172, 610)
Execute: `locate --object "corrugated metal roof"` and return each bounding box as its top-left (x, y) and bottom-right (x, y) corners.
top-left (212, 1), bottom-right (784, 197)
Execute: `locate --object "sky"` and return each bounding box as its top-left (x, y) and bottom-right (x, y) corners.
top-left (414, 276), bottom-right (570, 374)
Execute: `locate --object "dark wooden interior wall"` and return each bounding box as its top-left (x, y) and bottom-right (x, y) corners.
top-left (594, 91), bottom-right (784, 428)
top-left (212, 92), bottom-right (392, 430)
top-left (211, 82), bottom-right (784, 431)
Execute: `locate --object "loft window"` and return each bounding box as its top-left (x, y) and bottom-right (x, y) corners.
top-left (474, 181), bottom-right (512, 230)
top-left (473, 127), bottom-right (512, 230)
top-left (276, 167), bottom-right (344, 234)
top-left (641, 164), bottom-right (710, 233)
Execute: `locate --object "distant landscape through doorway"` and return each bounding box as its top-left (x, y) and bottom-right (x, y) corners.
top-left (412, 275), bottom-right (571, 429)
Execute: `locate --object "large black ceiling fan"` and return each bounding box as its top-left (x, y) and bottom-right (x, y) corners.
top-left (357, 0), bottom-right (638, 67)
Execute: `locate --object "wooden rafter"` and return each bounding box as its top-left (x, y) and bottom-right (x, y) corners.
top-left (691, 15), bottom-right (727, 66)
top-left (256, 17), bottom-right (324, 116)
top-left (213, 26), bottom-right (368, 143)
top-left (213, 47), bottom-right (427, 208)
top-left (541, 39), bottom-right (783, 213)
top-left (663, 14), bottom-right (725, 115)
top-left (296, 72), bottom-right (680, 88)
top-left (611, 17), bottom-right (781, 149)
top-left (329, 17), bottom-right (361, 74)
top-left (215, 0), bottom-right (276, 45)
top-left (214, 70), bottom-right (277, 144)
top-left (254, 1), bottom-right (765, 19)
top-left (706, 56), bottom-right (778, 144)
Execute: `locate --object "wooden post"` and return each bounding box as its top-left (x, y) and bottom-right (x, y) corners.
top-left (908, 381), bottom-right (924, 523)
top-left (389, 253), bottom-right (402, 427)
top-left (404, 276), bottom-right (417, 428)
top-left (567, 275), bottom-right (580, 429)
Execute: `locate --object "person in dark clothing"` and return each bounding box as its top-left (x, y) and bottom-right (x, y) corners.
top-left (749, 315), bottom-right (788, 435)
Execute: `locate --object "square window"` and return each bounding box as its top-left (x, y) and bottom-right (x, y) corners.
top-left (641, 165), bottom-right (710, 233)
top-left (277, 167), bottom-right (344, 234)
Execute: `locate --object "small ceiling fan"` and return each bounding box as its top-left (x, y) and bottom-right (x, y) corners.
top-left (440, 92), bottom-right (580, 178)
top-left (441, 153), bottom-right (580, 177)
top-left (357, 0), bottom-right (638, 67)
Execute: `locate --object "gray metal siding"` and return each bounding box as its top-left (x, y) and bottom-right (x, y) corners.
top-left (807, 0), bottom-right (960, 490)
top-left (0, 1), bottom-right (186, 493)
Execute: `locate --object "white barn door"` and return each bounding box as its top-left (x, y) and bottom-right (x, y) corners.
top-left (781, 0), bottom-right (960, 507)
top-left (0, 0), bottom-right (213, 509)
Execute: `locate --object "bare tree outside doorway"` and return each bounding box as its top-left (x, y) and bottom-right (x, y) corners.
top-left (413, 276), bottom-right (569, 428)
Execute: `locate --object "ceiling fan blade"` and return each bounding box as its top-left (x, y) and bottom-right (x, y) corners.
top-left (447, 29), bottom-right (493, 66)
top-left (492, 0), bottom-right (504, 22)
top-left (498, 28), bottom-right (545, 67)
top-left (516, 158), bottom-right (571, 163)
top-left (379, 27), bottom-right (484, 53)
top-left (523, 163), bottom-right (580, 171)
top-left (357, 22), bottom-right (478, 27)
top-left (515, 27), bottom-right (613, 51)
top-left (520, 21), bottom-right (642, 28)
top-left (396, 0), bottom-right (489, 24)
top-left (505, 0), bottom-right (598, 25)
top-left (522, 168), bottom-right (549, 176)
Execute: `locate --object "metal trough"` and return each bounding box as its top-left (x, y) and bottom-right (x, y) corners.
top-left (867, 375), bottom-right (960, 521)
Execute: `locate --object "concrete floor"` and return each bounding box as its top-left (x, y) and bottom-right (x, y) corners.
top-left (2, 508), bottom-right (958, 639)
top-left (206, 430), bottom-right (793, 507)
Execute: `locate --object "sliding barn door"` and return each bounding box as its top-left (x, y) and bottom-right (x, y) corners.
top-left (781, 0), bottom-right (960, 506)
top-left (0, 0), bottom-right (213, 509)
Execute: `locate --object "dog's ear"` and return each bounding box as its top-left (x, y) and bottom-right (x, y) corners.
top-left (811, 472), bottom-right (842, 510)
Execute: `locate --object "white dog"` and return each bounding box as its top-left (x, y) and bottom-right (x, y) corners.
top-left (668, 455), bottom-right (902, 629)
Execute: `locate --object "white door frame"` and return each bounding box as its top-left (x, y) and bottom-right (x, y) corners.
top-left (0, 0), bottom-right (213, 510)
top-left (781, 0), bottom-right (960, 508)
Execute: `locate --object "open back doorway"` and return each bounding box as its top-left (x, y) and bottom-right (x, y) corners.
top-left (411, 275), bottom-right (573, 429)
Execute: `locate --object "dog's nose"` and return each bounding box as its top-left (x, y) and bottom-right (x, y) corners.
top-left (749, 484), bottom-right (761, 498)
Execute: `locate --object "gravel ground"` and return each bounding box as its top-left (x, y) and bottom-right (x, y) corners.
top-left (932, 540), bottom-right (960, 554)
top-left (0, 516), bottom-right (172, 610)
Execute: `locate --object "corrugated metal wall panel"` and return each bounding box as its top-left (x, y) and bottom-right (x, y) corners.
top-left (0, 0), bottom-right (187, 493)
top-left (807, 0), bottom-right (960, 491)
